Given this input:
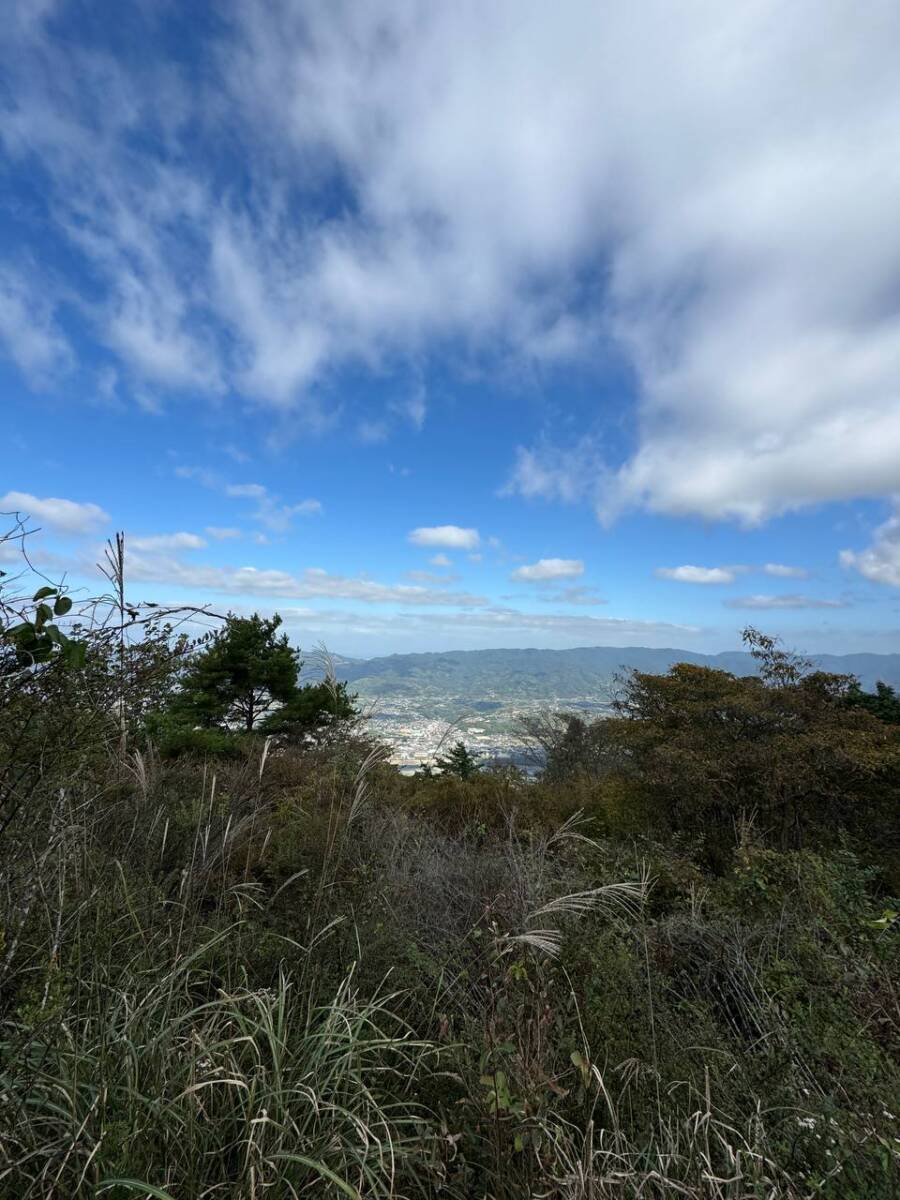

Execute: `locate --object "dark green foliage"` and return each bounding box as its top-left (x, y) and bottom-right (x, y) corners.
top-left (168, 614), bottom-right (360, 748)
top-left (846, 679), bottom-right (900, 725)
top-left (537, 712), bottom-right (625, 783)
top-left (1, 584), bottom-right (85, 671)
top-left (174, 612), bottom-right (300, 730)
top-left (261, 678), bottom-right (358, 743)
top-left (142, 716), bottom-right (249, 758)
top-left (434, 739), bottom-right (481, 779)
top-left (555, 631), bottom-right (900, 863)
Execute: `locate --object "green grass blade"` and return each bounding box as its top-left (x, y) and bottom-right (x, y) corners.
top-left (269, 1153), bottom-right (362, 1198)
top-left (97, 1181), bottom-right (177, 1200)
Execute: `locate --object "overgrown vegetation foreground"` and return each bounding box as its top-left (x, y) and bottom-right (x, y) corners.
top-left (1, 527), bottom-right (899, 1198)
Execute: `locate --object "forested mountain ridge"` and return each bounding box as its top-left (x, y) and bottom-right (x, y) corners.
top-left (321, 644), bottom-right (900, 699)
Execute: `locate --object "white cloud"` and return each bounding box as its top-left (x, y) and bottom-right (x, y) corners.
top-left (840, 505), bottom-right (900, 586)
top-left (226, 483), bottom-right (267, 500)
top-left (724, 594), bottom-right (848, 610)
top-left (5, 3), bottom-right (900, 523)
top-left (129, 531), bottom-right (206, 552)
top-left (176, 468), bottom-right (322, 534)
top-left (429, 553), bottom-right (452, 567)
top-left (763, 563), bottom-right (809, 579)
top-left (0, 267), bottom-right (70, 385)
top-left (539, 585), bottom-right (606, 606)
top-left (408, 525), bottom-right (480, 550)
top-left (124, 551), bottom-right (487, 607)
top-left (383, 385), bottom-right (427, 433)
top-left (511, 558), bottom-right (584, 582)
top-left (290, 499), bottom-right (322, 517)
top-left (391, 387), bottom-right (427, 431)
top-left (272, 604), bottom-right (699, 649)
top-left (503, 440), bottom-right (606, 508)
top-left (357, 419), bottom-right (389, 444)
top-left (206, 526), bottom-right (242, 540)
top-left (175, 465), bottom-right (220, 489)
top-left (0, 491), bottom-right (109, 534)
top-left (221, 481), bottom-right (322, 532)
top-left (655, 565), bottom-right (738, 585)
top-left (406, 569), bottom-right (460, 585)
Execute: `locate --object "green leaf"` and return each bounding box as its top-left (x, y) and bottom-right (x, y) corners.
top-left (4, 622), bottom-right (32, 639)
top-left (36, 603), bottom-right (53, 624)
top-left (62, 640), bottom-right (87, 668)
top-left (268, 1154), bottom-right (361, 1199)
top-left (571, 1049), bottom-right (590, 1083)
top-left (53, 595), bottom-right (73, 616)
top-left (32, 586), bottom-right (57, 601)
top-left (97, 1180), bottom-right (177, 1200)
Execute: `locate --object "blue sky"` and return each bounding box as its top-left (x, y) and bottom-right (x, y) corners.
top-left (3, 1), bottom-right (900, 657)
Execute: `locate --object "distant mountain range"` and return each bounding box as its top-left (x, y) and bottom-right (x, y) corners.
top-left (309, 645), bottom-right (900, 703)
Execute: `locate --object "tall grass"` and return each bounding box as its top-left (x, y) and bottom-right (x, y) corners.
top-left (2, 956), bottom-right (438, 1197)
top-left (0, 744), bottom-right (443, 1198)
top-left (0, 735), bottom-right (897, 1197)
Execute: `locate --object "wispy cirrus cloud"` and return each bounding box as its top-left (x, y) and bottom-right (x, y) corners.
top-left (225, 484), bottom-right (322, 532)
top-left (129, 532), bottom-right (206, 552)
top-left (408, 525), bottom-right (480, 550)
top-left (0, 266), bottom-right (71, 386)
top-left (270, 604), bottom-right (699, 649)
top-left (655, 565), bottom-right (742, 585)
top-left (174, 468), bottom-right (321, 534)
top-left (724, 594), bottom-right (849, 610)
top-left (511, 558), bottom-right (584, 582)
top-left (657, 563), bottom-right (812, 586)
top-left (406, 569), bottom-right (461, 585)
top-left (124, 550), bottom-right (487, 608)
top-left (538, 585), bottom-right (606, 606)
top-left (763, 563), bottom-right (809, 580)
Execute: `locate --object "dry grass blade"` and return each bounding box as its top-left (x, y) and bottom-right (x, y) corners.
top-left (530, 878), bottom-right (647, 922)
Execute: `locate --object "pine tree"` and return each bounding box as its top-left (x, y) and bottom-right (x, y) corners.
top-left (434, 740), bottom-right (480, 779)
top-left (261, 678), bottom-right (359, 744)
top-left (175, 613), bottom-right (299, 731)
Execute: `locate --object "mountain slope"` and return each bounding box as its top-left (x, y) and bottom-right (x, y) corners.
top-left (330, 645), bottom-right (900, 702)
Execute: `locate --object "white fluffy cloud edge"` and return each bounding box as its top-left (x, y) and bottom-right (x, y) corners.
top-left (1, 488), bottom-right (889, 613)
top-left (3, 2), bottom-right (900, 529)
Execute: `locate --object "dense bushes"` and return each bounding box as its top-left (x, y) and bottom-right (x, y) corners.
top-left (2, 546), bottom-right (899, 1197)
top-left (1, 726), bottom-right (897, 1198)
top-left (531, 630), bottom-right (900, 878)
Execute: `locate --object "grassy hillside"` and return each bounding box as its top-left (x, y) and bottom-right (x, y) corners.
top-left (2, 593), bottom-right (899, 1198)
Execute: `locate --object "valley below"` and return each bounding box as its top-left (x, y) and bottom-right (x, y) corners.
top-left (316, 643), bottom-right (900, 769)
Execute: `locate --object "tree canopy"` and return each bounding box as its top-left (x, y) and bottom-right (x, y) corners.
top-left (532, 628), bottom-right (900, 860)
top-left (168, 612), bottom-right (359, 747)
top-left (175, 613), bottom-right (299, 731)
top-left (435, 740), bottom-right (481, 779)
